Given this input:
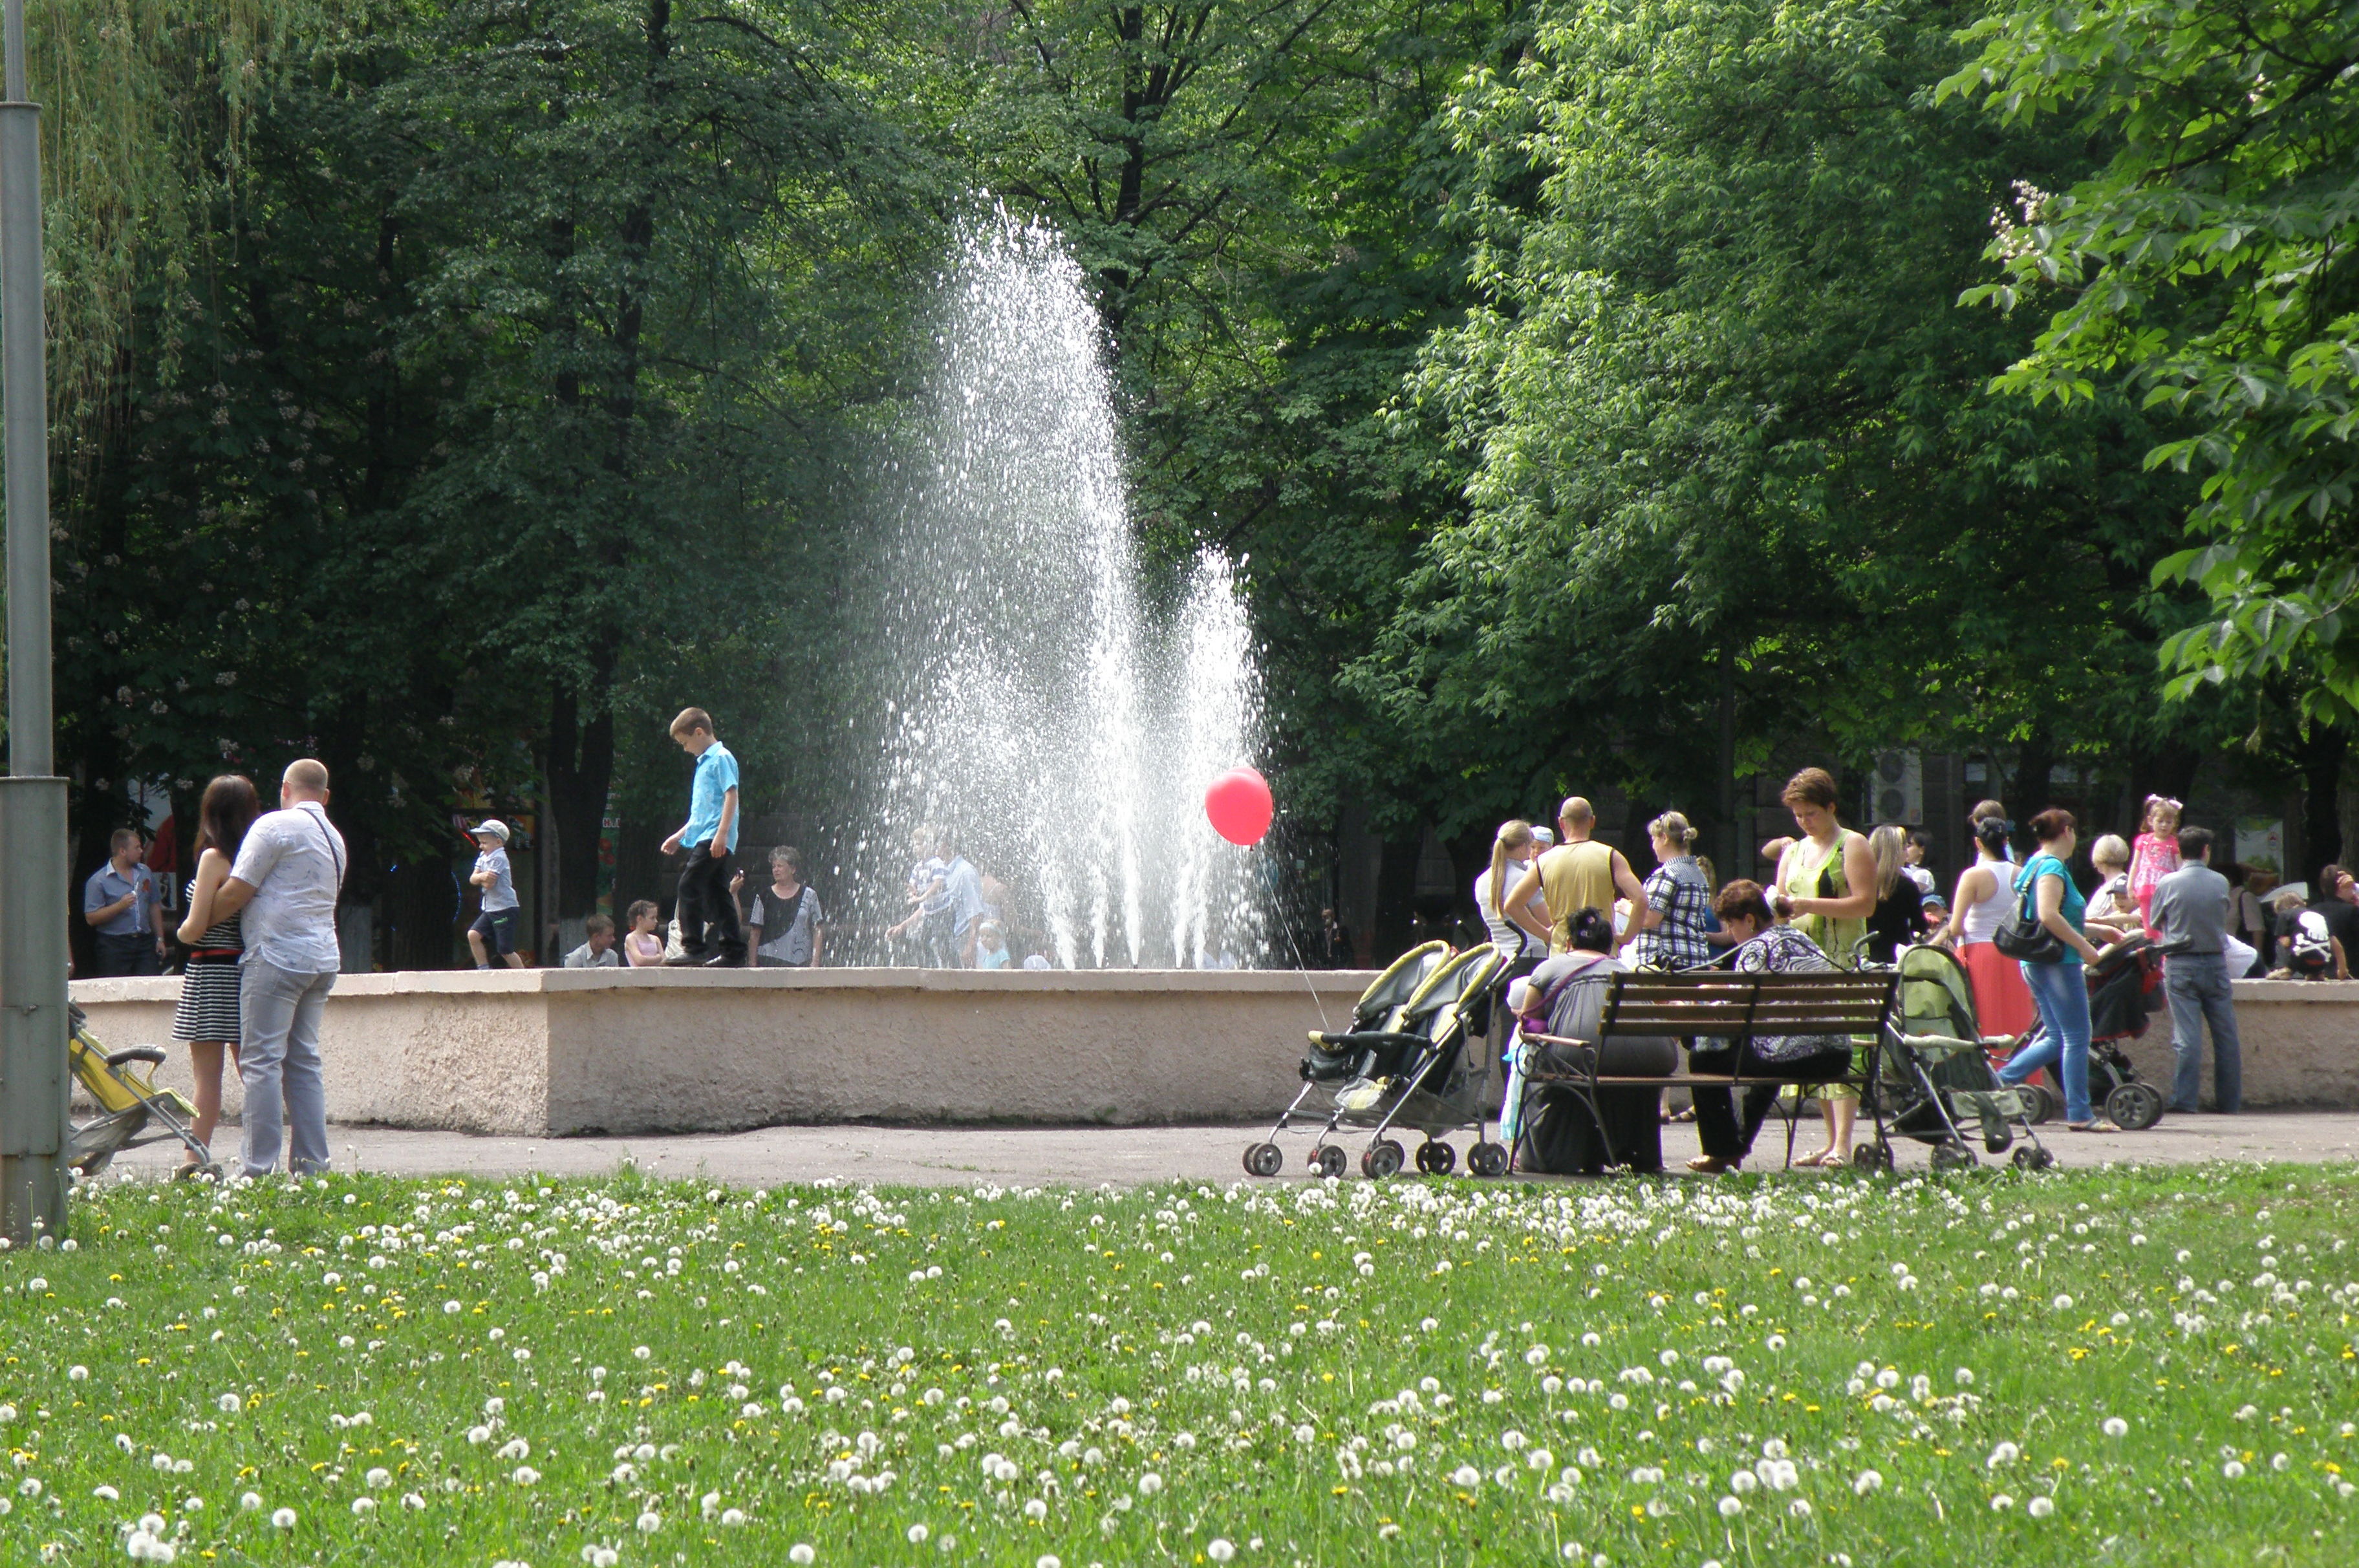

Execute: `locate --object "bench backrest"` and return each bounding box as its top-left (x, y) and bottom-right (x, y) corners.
top-left (1597, 969), bottom-right (1898, 1040)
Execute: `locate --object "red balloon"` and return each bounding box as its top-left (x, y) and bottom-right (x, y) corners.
top-left (1204, 766), bottom-right (1274, 846)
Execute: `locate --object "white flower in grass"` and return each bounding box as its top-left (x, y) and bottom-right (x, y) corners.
top-left (1023, 1499), bottom-right (1048, 1521)
top-left (907, 1525), bottom-right (930, 1544)
top-left (1136, 1473), bottom-right (1163, 1496)
top-left (2051, 1294), bottom-right (2073, 1311)
top-left (635, 1512), bottom-right (661, 1534)
top-left (788, 1544), bottom-right (815, 1565)
top-left (1208, 1541), bottom-right (1236, 1563)
top-left (443, 1301), bottom-right (462, 1315)
top-left (2102, 1417), bottom-right (2129, 1438)
top-left (400, 1493), bottom-right (425, 1511)
top-left (2027, 1496), bottom-right (2054, 1518)
top-left (1451, 1466), bottom-right (1482, 1489)
top-left (1036, 1558), bottom-right (1062, 1568)
top-left (352, 1497), bottom-right (377, 1516)
top-left (2272, 1453), bottom-right (2291, 1472)
top-left (1990, 1494), bottom-right (2013, 1511)
top-left (721, 1509), bottom-right (746, 1526)
top-left (271, 1507), bottom-right (297, 1529)
top-left (216, 1394), bottom-right (241, 1413)
top-left (239, 1493), bottom-right (262, 1512)
top-left (496, 1439), bottom-right (530, 1461)
top-left (1718, 1496), bottom-right (1744, 1518)
top-left (19, 1478), bottom-right (41, 1498)
top-left (1789, 1499), bottom-right (1813, 1518)
top-left (1988, 1442), bottom-right (2020, 1468)
top-left (94, 1484), bottom-right (120, 1501)
top-left (1730, 1470), bottom-right (1759, 1494)
top-left (512, 1467), bottom-right (541, 1487)
top-left (466, 1426), bottom-right (492, 1445)
top-left (632, 1346), bottom-right (651, 1361)
top-left (68, 1366), bottom-right (89, 1382)
top-left (1853, 1471), bottom-right (1884, 1496)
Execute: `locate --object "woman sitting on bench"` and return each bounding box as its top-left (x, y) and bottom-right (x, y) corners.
top-left (1686, 881), bottom-right (1855, 1174)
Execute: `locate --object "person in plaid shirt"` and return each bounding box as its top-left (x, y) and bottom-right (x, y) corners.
top-left (1635, 810), bottom-right (1718, 969)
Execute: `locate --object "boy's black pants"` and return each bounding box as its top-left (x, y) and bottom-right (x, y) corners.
top-left (675, 847), bottom-right (744, 961)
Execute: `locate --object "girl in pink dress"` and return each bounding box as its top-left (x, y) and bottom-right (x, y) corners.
top-left (2126, 795), bottom-right (2182, 932)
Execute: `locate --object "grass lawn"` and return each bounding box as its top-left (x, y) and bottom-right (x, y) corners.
top-left (2, 1161), bottom-right (2354, 1567)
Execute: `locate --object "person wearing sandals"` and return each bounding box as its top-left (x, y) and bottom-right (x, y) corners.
top-left (1994, 808), bottom-right (2121, 1132)
top-left (171, 774), bottom-right (261, 1172)
top-left (1767, 768), bottom-right (1877, 1165)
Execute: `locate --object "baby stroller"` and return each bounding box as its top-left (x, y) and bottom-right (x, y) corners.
top-left (1859, 944), bottom-right (2054, 1172)
top-left (2007, 938), bottom-right (2166, 1130)
top-left (66, 1004), bottom-right (217, 1178)
top-left (1244, 941), bottom-right (1513, 1180)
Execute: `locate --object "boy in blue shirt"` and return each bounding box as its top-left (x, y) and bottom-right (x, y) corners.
top-left (660, 706), bottom-right (744, 965)
top-left (465, 819), bottom-right (525, 969)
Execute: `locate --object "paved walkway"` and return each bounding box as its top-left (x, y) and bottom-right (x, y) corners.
top-left (105, 1110), bottom-right (2359, 1187)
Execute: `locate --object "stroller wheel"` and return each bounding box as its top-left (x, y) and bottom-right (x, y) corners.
top-left (1313, 1144), bottom-right (1349, 1181)
top-left (1467, 1141), bottom-right (1509, 1178)
top-left (1360, 1141), bottom-right (1405, 1181)
top-left (1415, 1140), bottom-right (1457, 1176)
top-left (2015, 1081), bottom-right (2055, 1124)
top-left (1242, 1142), bottom-right (1284, 1179)
top-left (1851, 1141), bottom-right (1895, 1174)
top-left (2106, 1081), bottom-right (2164, 1132)
top-left (1930, 1141), bottom-right (1978, 1174)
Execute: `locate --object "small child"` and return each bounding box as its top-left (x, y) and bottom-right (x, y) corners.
top-left (563, 913), bottom-right (621, 968)
top-left (974, 919), bottom-right (1011, 970)
top-left (2127, 794), bottom-right (2182, 930)
top-left (623, 899), bottom-right (666, 967)
top-left (466, 819), bottom-right (524, 969)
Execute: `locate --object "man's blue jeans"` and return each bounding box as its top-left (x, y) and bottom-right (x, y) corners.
top-left (1998, 958), bottom-right (2093, 1124)
top-left (2164, 953), bottom-right (2241, 1112)
top-left (239, 961), bottom-right (336, 1179)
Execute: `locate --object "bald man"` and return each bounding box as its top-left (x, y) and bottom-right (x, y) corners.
top-left (210, 758), bottom-right (347, 1178)
top-left (1505, 796), bottom-right (1647, 956)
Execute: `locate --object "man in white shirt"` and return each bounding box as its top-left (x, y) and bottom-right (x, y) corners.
top-left (209, 758), bottom-right (347, 1179)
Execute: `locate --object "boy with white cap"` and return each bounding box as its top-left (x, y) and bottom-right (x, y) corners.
top-left (466, 819), bottom-right (525, 969)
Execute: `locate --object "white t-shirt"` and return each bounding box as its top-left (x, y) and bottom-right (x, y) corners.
top-left (230, 801), bottom-right (347, 973)
top-left (1473, 860), bottom-right (1538, 955)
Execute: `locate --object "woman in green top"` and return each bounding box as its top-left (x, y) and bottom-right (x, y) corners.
top-left (1994, 808), bottom-right (2118, 1131)
top-left (1767, 767), bottom-right (1879, 1165)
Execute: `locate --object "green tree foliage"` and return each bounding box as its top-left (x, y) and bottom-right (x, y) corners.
top-left (1941, 0), bottom-right (2359, 718)
top-left (1379, 0), bottom-right (2196, 835)
top-left (50, 0), bottom-right (939, 931)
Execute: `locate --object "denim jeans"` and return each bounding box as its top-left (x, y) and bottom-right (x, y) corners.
top-left (2164, 953), bottom-right (2242, 1112)
top-left (238, 961), bottom-right (336, 1179)
top-left (1999, 958), bottom-right (2093, 1123)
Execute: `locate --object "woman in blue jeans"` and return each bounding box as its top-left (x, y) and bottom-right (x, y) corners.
top-left (1997, 809), bottom-right (2120, 1132)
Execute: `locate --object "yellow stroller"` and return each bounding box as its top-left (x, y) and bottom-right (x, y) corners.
top-left (67, 1004), bottom-right (217, 1178)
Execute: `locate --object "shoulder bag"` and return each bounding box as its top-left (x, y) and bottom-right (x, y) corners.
top-left (1992, 861), bottom-right (2066, 963)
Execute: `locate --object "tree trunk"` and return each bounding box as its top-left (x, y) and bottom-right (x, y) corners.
top-left (544, 681), bottom-right (616, 922)
top-left (2301, 724), bottom-right (2345, 884)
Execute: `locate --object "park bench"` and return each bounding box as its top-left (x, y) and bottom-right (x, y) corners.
top-left (1518, 968), bottom-right (1902, 1172)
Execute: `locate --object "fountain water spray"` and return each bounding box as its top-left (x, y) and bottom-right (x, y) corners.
top-left (849, 215), bottom-right (1267, 968)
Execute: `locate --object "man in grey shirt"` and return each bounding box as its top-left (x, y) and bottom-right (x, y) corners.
top-left (210, 758), bottom-right (347, 1177)
top-left (2148, 825), bottom-right (2240, 1114)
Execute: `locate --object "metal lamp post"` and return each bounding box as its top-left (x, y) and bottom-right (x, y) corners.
top-left (0, 0), bottom-right (70, 1248)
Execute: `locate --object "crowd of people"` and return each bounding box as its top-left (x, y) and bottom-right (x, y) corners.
top-left (1483, 770), bottom-right (2259, 1174)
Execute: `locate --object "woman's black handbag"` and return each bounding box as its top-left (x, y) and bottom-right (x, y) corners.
top-left (1992, 867), bottom-right (2066, 963)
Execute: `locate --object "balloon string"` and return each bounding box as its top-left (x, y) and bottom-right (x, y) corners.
top-left (1274, 904), bottom-right (1332, 1033)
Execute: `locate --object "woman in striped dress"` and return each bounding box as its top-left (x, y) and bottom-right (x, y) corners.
top-left (173, 774), bottom-right (260, 1169)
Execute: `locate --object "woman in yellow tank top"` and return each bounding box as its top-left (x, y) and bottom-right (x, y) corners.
top-left (1769, 767), bottom-right (1879, 1165)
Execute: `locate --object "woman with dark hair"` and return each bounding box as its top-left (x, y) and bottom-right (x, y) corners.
top-left (1685, 880), bottom-right (1855, 1173)
top-left (171, 774), bottom-right (261, 1167)
top-left (1942, 811), bottom-right (2036, 1037)
top-left (1513, 907), bottom-right (1672, 1172)
top-left (1994, 808), bottom-right (2118, 1132)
